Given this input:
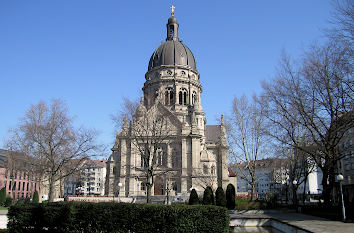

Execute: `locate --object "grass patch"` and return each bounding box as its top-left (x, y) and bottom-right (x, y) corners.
top-left (0, 207), bottom-right (8, 211)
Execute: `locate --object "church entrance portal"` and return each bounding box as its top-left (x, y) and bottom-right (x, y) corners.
top-left (154, 176), bottom-right (164, 195)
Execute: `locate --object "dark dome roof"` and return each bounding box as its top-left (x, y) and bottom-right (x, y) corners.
top-left (168, 16), bottom-right (178, 24)
top-left (148, 40), bottom-right (197, 71)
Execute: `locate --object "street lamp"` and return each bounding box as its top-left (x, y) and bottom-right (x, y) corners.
top-left (337, 174), bottom-right (346, 222)
top-left (118, 183), bottom-right (122, 202)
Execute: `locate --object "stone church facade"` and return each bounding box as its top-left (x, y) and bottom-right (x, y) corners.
top-left (105, 11), bottom-right (229, 198)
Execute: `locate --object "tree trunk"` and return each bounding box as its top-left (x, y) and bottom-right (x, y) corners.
top-left (146, 172), bottom-right (153, 203)
top-left (146, 184), bottom-right (152, 203)
top-left (321, 167), bottom-right (335, 207)
top-left (302, 176), bottom-right (307, 204)
top-left (292, 185), bottom-right (298, 208)
top-left (250, 181), bottom-right (255, 201)
top-left (48, 176), bottom-right (56, 202)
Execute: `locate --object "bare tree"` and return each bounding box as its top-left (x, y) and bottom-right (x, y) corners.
top-left (227, 95), bottom-right (268, 200)
top-left (276, 144), bottom-right (316, 206)
top-left (111, 97), bottom-right (140, 131)
top-left (128, 100), bottom-right (177, 203)
top-left (327, 0), bottom-right (354, 45)
top-left (6, 99), bottom-right (100, 202)
top-left (262, 42), bottom-right (353, 205)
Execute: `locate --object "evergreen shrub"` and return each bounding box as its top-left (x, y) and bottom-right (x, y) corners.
top-left (32, 191), bottom-right (39, 203)
top-left (0, 188), bottom-right (6, 206)
top-left (215, 187), bottom-right (226, 207)
top-left (8, 202), bottom-right (230, 233)
top-left (5, 197), bottom-right (12, 207)
top-left (226, 183), bottom-right (236, 210)
top-left (202, 186), bottom-right (215, 205)
top-left (188, 189), bottom-right (199, 205)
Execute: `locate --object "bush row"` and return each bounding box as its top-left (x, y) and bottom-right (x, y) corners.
top-left (188, 184), bottom-right (236, 210)
top-left (8, 202), bottom-right (230, 233)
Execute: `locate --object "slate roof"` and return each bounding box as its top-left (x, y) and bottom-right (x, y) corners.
top-left (148, 40), bottom-right (196, 71)
top-left (205, 125), bottom-right (221, 143)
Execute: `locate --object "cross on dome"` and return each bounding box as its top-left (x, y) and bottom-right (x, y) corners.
top-left (170, 5), bottom-right (175, 16)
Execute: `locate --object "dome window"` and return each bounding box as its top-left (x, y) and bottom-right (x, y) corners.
top-left (169, 25), bottom-right (174, 38)
top-left (179, 88), bottom-right (188, 105)
top-left (165, 87), bottom-right (174, 106)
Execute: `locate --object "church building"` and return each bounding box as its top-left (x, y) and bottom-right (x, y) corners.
top-left (105, 8), bottom-right (229, 198)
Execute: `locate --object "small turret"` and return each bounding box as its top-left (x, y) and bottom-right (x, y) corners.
top-left (166, 5), bottom-right (179, 41)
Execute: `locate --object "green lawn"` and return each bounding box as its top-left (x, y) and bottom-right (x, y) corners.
top-left (0, 207), bottom-right (7, 211)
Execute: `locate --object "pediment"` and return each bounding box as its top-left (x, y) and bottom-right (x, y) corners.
top-left (132, 101), bottom-right (182, 136)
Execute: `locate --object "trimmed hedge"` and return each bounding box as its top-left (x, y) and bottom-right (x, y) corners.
top-left (203, 186), bottom-right (215, 205)
top-left (0, 188), bottom-right (6, 206)
top-left (215, 187), bottom-right (226, 207)
top-left (226, 184), bottom-right (236, 210)
top-left (8, 202), bottom-right (229, 233)
top-left (188, 188), bottom-right (199, 205)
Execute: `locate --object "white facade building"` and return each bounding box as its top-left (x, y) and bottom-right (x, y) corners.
top-left (233, 158), bottom-right (323, 200)
top-left (64, 159), bottom-right (107, 196)
top-left (82, 160), bottom-right (107, 195)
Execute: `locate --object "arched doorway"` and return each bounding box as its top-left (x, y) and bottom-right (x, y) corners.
top-left (154, 176), bottom-right (164, 195)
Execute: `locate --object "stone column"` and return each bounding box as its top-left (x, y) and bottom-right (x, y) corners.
top-left (167, 144), bottom-right (171, 168)
top-left (120, 139), bottom-right (126, 177)
top-left (191, 138), bottom-right (198, 169)
top-left (181, 138), bottom-right (188, 193)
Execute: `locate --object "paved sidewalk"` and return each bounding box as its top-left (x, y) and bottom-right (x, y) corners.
top-left (0, 210), bottom-right (8, 229)
top-left (230, 210), bottom-right (354, 233)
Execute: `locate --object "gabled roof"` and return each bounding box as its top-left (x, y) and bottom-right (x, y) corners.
top-left (205, 125), bottom-right (221, 143)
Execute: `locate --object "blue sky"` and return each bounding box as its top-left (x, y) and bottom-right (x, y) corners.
top-left (0, 0), bottom-right (332, 156)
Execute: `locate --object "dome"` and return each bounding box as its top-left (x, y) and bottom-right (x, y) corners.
top-left (147, 13), bottom-right (197, 72)
top-left (168, 16), bottom-right (178, 24)
top-left (148, 40), bottom-right (197, 71)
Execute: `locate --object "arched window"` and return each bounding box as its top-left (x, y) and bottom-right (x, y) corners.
top-left (203, 164), bottom-right (209, 174)
top-left (178, 88), bottom-right (188, 105)
top-left (192, 91), bottom-right (197, 105)
top-left (211, 165), bottom-right (215, 175)
top-left (165, 87), bottom-right (174, 105)
top-left (141, 154), bottom-right (147, 168)
top-left (169, 25), bottom-right (174, 38)
top-left (156, 147), bottom-right (163, 166)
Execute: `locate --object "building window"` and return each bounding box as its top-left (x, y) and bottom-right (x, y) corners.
top-left (156, 147), bottom-right (164, 166)
top-left (211, 165), bottom-right (215, 175)
top-left (141, 182), bottom-right (146, 191)
top-left (178, 88), bottom-right (188, 105)
top-left (141, 154), bottom-right (148, 168)
top-left (192, 91), bottom-right (197, 105)
top-left (169, 25), bottom-right (174, 38)
top-left (203, 165), bottom-right (209, 174)
top-left (165, 87), bottom-right (174, 105)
